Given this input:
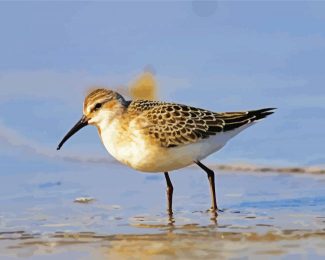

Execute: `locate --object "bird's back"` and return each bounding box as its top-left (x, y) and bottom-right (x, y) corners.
top-left (127, 100), bottom-right (275, 149)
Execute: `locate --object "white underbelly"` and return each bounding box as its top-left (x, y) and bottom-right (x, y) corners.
top-left (158, 137), bottom-right (226, 172)
top-left (100, 124), bottom-right (252, 173)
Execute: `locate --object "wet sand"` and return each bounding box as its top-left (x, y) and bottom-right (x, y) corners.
top-left (1, 164), bottom-right (324, 259)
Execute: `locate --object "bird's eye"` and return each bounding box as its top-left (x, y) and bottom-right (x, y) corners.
top-left (94, 103), bottom-right (102, 111)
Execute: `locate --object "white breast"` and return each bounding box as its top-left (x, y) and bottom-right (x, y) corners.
top-left (100, 121), bottom-right (144, 166)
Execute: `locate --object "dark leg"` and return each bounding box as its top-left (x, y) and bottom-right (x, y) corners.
top-left (196, 161), bottom-right (218, 211)
top-left (164, 172), bottom-right (174, 216)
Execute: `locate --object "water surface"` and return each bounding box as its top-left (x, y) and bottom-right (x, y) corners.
top-left (1, 165), bottom-right (324, 259)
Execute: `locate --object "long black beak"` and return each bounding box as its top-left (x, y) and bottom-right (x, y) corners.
top-left (57, 115), bottom-right (89, 150)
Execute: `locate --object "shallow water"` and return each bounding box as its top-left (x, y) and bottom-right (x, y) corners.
top-left (1, 164), bottom-right (325, 259)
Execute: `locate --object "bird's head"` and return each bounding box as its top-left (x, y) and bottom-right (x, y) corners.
top-left (57, 88), bottom-right (128, 150)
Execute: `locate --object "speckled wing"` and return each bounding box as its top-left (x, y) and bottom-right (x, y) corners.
top-left (127, 100), bottom-right (169, 112)
top-left (129, 100), bottom-right (275, 148)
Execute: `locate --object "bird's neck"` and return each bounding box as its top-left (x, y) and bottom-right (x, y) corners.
top-left (96, 107), bottom-right (128, 133)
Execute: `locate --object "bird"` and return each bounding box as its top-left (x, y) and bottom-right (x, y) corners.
top-left (57, 88), bottom-right (275, 216)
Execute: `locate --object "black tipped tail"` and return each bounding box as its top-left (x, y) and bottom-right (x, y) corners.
top-left (221, 107), bottom-right (276, 132)
top-left (248, 107), bottom-right (276, 121)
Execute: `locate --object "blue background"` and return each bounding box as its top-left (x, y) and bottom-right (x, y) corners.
top-left (1, 1), bottom-right (325, 174)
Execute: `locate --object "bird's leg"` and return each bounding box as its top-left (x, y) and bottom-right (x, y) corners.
top-left (196, 161), bottom-right (218, 212)
top-left (164, 172), bottom-right (174, 216)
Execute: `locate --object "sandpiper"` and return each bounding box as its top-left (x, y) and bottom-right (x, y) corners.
top-left (57, 89), bottom-right (275, 215)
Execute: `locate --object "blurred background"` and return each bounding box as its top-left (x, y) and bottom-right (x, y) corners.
top-left (1, 2), bottom-right (325, 258)
top-left (0, 1), bottom-right (325, 173)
